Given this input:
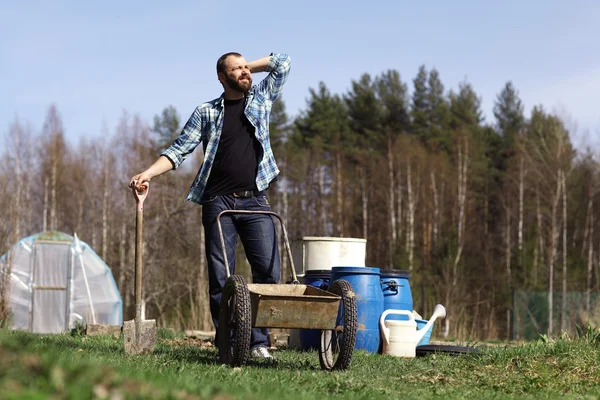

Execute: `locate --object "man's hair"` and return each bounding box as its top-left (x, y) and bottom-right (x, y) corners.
top-left (216, 52), bottom-right (243, 74)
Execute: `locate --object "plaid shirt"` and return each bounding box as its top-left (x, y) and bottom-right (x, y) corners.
top-left (161, 53), bottom-right (291, 204)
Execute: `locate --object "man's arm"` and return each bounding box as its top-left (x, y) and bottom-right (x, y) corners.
top-left (254, 53), bottom-right (291, 101)
top-left (129, 156), bottom-right (174, 189)
top-left (247, 55), bottom-right (271, 74)
top-left (129, 105), bottom-right (204, 189)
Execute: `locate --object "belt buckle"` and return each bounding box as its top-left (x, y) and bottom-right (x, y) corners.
top-left (233, 190), bottom-right (253, 198)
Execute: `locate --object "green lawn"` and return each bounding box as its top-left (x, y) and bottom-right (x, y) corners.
top-left (1, 327), bottom-right (599, 399)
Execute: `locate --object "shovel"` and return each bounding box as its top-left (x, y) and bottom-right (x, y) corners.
top-left (124, 181), bottom-right (157, 355)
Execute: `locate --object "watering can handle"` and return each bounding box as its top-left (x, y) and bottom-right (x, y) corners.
top-left (380, 309), bottom-right (414, 323)
top-left (379, 309), bottom-right (414, 345)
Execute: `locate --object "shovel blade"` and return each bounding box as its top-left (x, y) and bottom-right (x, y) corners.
top-left (123, 318), bottom-right (157, 355)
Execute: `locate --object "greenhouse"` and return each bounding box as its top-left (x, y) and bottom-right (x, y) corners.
top-left (0, 231), bottom-right (122, 333)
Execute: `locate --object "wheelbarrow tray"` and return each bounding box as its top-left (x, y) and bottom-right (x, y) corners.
top-left (247, 284), bottom-right (340, 329)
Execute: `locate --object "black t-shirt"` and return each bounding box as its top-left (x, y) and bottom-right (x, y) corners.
top-left (203, 97), bottom-right (262, 198)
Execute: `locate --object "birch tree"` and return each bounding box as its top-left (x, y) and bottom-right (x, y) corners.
top-left (4, 118), bottom-right (33, 244)
top-left (345, 74), bottom-right (382, 252)
top-left (39, 105), bottom-right (69, 233)
top-left (525, 107), bottom-right (573, 336)
top-left (376, 70), bottom-right (410, 267)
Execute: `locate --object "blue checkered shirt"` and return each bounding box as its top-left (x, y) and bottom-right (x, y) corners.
top-left (161, 53), bottom-right (291, 204)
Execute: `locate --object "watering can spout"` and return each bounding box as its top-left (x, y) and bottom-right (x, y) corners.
top-left (415, 304), bottom-right (446, 343)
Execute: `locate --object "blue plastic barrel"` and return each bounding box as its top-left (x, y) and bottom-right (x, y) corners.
top-left (331, 266), bottom-right (383, 353)
top-left (299, 270), bottom-right (332, 350)
top-left (380, 269), bottom-right (413, 321)
top-left (302, 270), bottom-right (331, 291)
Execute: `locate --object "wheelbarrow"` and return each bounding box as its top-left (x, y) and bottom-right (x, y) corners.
top-left (216, 210), bottom-right (357, 371)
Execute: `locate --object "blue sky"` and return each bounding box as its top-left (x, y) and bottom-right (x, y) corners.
top-left (2, 0), bottom-right (599, 150)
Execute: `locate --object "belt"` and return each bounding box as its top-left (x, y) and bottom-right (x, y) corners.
top-left (232, 190), bottom-right (260, 198)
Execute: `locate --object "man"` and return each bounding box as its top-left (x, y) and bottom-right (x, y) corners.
top-left (130, 52), bottom-right (291, 360)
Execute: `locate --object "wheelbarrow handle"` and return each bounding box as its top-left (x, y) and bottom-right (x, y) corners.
top-left (216, 210), bottom-right (298, 283)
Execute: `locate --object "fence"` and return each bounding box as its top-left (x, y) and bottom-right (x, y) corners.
top-left (512, 290), bottom-right (600, 340)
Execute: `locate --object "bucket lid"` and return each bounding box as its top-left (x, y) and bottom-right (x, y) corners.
top-left (332, 266), bottom-right (380, 274)
top-left (298, 236), bottom-right (366, 243)
top-left (380, 269), bottom-right (411, 279)
top-left (304, 269), bottom-right (332, 276)
top-left (416, 345), bottom-right (480, 356)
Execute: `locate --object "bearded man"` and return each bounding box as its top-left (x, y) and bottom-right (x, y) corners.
top-left (130, 52), bottom-right (291, 360)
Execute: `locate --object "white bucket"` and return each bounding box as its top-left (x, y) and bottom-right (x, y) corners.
top-left (291, 236), bottom-right (366, 274)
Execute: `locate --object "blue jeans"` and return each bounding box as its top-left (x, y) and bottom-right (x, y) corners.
top-left (201, 191), bottom-right (280, 348)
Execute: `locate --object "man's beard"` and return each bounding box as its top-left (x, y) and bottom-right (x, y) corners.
top-left (226, 74), bottom-right (252, 93)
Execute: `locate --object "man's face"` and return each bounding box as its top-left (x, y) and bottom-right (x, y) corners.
top-left (220, 55), bottom-right (252, 93)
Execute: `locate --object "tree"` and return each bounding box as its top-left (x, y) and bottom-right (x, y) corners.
top-left (427, 69), bottom-right (451, 152)
top-left (295, 83), bottom-right (351, 236)
top-left (494, 81), bottom-right (525, 156)
top-left (38, 104), bottom-right (69, 232)
top-left (493, 81), bottom-right (526, 309)
top-left (450, 81), bottom-right (483, 129)
top-left (152, 106), bottom-right (181, 150)
top-left (269, 98), bottom-right (290, 155)
top-left (268, 98), bottom-right (293, 280)
top-left (3, 117), bottom-right (33, 245)
top-left (345, 74), bottom-right (382, 247)
top-left (524, 106), bottom-right (573, 336)
top-left (376, 70), bottom-right (411, 267)
top-left (410, 66), bottom-right (451, 153)
top-left (411, 65), bottom-right (429, 144)
top-left (439, 80), bottom-right (484, 337)
top-left (345, 73), bottom-right (382, 147)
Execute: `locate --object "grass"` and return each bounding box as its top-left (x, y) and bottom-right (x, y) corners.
top-left (1, 327), bottom-right (600, 399)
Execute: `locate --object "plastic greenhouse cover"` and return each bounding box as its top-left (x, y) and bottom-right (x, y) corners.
top-left (0, 232), bottom-right (122, 333)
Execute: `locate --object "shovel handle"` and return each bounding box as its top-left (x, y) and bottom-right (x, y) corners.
top-left (131, 181), bottom-right (149, 311)
top-left (132, 181), bottom-right (149, 211)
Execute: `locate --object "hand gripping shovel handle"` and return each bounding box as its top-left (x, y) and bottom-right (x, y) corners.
top-left (132, 181), bottom-right (149, 212)
top-left (132, 182), bottom-right (149, 317)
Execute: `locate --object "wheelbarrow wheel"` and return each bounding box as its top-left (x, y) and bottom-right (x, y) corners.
top-left (319, 279), bottom-right (357, 371)
top-left (218, 275), bottom-right (252, 367)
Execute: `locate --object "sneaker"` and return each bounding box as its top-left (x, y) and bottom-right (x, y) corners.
top-left (250, 346), bottom-right (275, 360)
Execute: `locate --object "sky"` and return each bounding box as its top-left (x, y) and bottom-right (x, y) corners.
top-left (2, 0), bottom-right (600, 151)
